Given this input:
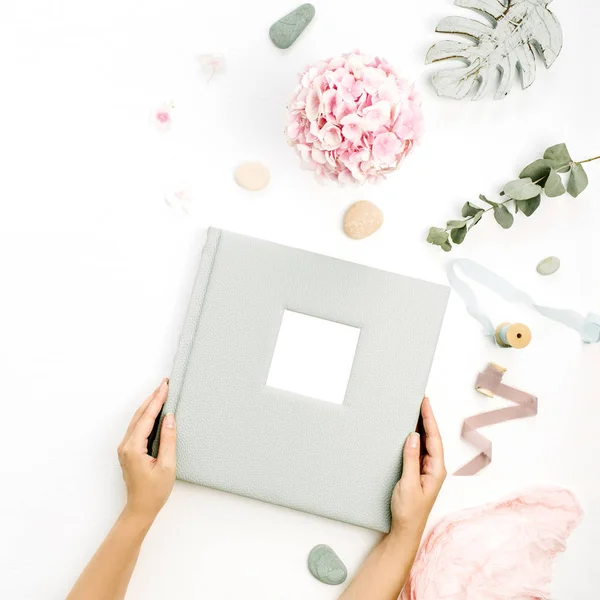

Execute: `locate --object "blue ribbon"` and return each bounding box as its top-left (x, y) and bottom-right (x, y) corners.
top-left (446, 259), bottom-right (600, 344)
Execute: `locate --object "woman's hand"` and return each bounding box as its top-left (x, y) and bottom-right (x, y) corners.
top-left (117, 379), bottom-right (176, 526)
top-left (67, 380), bottom-right (177, 600)
top-left (390, 397), bottom-right (446, 540)
top-left (339, 397), bottom-right (445, 600)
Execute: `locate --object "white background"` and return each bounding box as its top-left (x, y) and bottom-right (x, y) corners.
top-left (1, 1), bottom-right (599, 598)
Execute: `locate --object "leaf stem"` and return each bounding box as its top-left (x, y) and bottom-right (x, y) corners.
top-left (576, 155), bottom-right (600, 165)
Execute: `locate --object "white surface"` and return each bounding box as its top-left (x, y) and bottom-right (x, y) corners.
top-left (1, 1), bottom-right (599, 599)
top-left (266, 310), bottom-right (361, 405)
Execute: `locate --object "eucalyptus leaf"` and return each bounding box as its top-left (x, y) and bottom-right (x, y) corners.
top-left (544, 168), bottom-right (565, 197)
top-left (468, 210), bottom-right (484, 230)
top-left (441, 241), bottom-right (452, 252)
top-left (493, 205), bottom-right (514, 228)
top-left (519, 159), bottom-right (551, 184)
top-left (479, 194), bottom-right (497, 206)
top-left (462, 201), bottom-right (482, 218)
top-left (446, 219), bottom-right (467, 229)
top-left (427, 227), bottom-right (449, 246)
top-left (503, 177), bottom-right (542, 200)
top-left (543, 143), bottom-right (572, 170)
top-left (425, 0), bottom-right (563, 101)
top-left (516, 195), bottom-right (541, 217)
top-left (451, 225), bottom-right (467, 244)
top-left (567, 163), bottom-right (589, 197)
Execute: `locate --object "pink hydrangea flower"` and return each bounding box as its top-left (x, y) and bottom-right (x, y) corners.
top-left (286, 51), bottom-right (423, 185)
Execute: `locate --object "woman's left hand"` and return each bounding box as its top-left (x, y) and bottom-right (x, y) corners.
top-left (117, 379), bottom-right (177, 525)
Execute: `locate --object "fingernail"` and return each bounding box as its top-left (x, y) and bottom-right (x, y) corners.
top-left (160, 378), bottom-right (169, 390)
top-left (409, 432), bottom-right (419, 448)
top-left (164, 413), bottom-right (175, 428)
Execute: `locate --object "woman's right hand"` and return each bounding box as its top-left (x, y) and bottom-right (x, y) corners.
top-left (338, 397), bottom-right (446, 600)
top-left (390, 397), bottom-right (446, 540)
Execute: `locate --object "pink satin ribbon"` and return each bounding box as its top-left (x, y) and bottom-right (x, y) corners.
top-left (454, 363), bottom-right (538, 476)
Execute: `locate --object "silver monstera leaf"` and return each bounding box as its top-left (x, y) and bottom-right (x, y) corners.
top-left (426, 0), bottom-right (563, 100)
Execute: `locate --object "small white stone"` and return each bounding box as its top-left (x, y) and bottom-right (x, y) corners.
top-left (343, 200), bottom-right (384, 240)
top-left (536, 256), bottom-right (561, 276)
top-left (234, 161), bottom-right (270, 191)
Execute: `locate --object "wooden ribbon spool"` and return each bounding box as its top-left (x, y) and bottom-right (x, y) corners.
top-left (495, 322), bottom-right (531, 349)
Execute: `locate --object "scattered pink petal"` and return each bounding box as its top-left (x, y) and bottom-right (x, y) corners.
top-left (164, 186), bottom-right (193, 214)
top-left (197, 53), bottom-right (226, 82)
top-left (151, 102), bottom-right (174, 132)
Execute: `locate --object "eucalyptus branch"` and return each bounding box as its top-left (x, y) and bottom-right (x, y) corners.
top-left (427, 144), bottom-right (599, 252)
top-left (577, 155), bottom-right (600, 165)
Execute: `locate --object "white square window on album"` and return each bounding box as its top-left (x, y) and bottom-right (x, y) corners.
top-left (266, 310), bottom-right (361, 405)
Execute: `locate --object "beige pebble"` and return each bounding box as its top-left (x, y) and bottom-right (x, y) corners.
top-left (234, 161), bottom-right (270, 191)
top-left (343, 201), bottom-right (383, 240)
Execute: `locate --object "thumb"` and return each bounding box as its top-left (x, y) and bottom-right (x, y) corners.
top-left (157, 413), bottom-right (176, 470)
top-left (400, 432), bottom-right (421, 486)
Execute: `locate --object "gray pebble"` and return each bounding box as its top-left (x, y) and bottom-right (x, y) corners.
top-left (536, 256), bottom-right (561, 276)
top-left (269, 4), bottom-right (315, 49)
top-left (307, 544), bottom-right (347, 585)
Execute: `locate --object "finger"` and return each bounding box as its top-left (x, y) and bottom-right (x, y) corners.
top-left (157, 413), bottom-right (176, 470)
top-left (122, 379), bottom-right (168, 443)
top-left (131, 380), bottom-right (170, 445)
top-left (400, 432), bottom-right (421, 487)
top-left (421, 397), bottom-right (444, 459)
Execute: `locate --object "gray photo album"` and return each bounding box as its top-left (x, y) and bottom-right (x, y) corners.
top-left (153, 227), bottom-right (449, 532)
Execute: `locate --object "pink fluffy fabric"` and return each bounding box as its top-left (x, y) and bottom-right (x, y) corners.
top-left (401, 486), bottom-right (582, 600)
